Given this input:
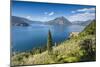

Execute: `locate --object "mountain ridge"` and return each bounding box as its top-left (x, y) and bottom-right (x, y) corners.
top-left (71, 20), bottom-right (93, 26)
top-left (45, 16), bottom-right (72, 25)
top-left (12, 16), bottom-right (94, 27)
top-left (11, 16), bottom-right (44, 26)
top-left (11, 16), bottom-right (31, 26)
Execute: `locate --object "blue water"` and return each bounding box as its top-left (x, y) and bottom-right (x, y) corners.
top-left (11, 24), bottom-right (85, 52)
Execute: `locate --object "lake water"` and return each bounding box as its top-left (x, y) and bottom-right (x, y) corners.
top-left (11, 24), bottom-right (85, 52)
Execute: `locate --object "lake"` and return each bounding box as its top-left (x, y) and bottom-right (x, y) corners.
top-left (11, 24), bottom-right (85, 52)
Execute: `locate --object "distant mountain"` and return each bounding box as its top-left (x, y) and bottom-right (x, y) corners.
top-left (11, 16), bottom-right (30, 26)
top-left (11, 16), bottom-right (44, 26)
top-left (72, 20), bottom-right (93, 26)
top-left (46, 16), bottom-right (72, 25)
top-left (29, 21), bottom-right (44, 24)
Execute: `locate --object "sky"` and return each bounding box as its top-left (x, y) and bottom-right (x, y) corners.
top-left (12, 1), bottom-right (96, 22)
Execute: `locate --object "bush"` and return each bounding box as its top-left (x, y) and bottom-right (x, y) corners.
top-left (80, 38), bottom-right (96, 61)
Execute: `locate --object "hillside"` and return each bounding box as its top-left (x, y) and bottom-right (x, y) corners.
top-left (46, 16), bottom-right (72, 25)
top-left (11, 20), bottom-right (96, 66)
top-left (72, 20), bottom-right (92, 26)
top-left (80, 20), bottom-right (96, 35)
top-left (11, 16), bottom-right (30, 26)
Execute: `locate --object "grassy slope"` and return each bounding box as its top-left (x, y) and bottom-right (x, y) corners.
top-left (11, 20), bottom-right (96, 66)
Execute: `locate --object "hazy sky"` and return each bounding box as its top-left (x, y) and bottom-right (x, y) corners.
top-left (12, 1), bottom-right (96, 22)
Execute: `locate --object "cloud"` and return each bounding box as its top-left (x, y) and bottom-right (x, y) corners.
top-left (69, 7), bottom-right (95, 22)
top-left (71, 8), bottom-right (95, 13)
top-left (48, 12), bottom-right (54, 16)
top-left (43, 17), bottom-right (47, 20)
top-left (26, 16), bottom-right (33, 20)
top-left (44, 12), bottom-right (54, 16)
top-left (77, 8), bottom-right (95, 12)
top-left (68, 12), bottom-right (95, 22)
top-left (71, 11), bottom-right (76, 13)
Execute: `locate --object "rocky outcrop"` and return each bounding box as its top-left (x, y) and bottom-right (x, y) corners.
top-left (69, 32), bottom-right (79, 37)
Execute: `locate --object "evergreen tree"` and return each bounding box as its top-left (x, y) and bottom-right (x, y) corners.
top-left (47, 30), bottom-right (53, 54)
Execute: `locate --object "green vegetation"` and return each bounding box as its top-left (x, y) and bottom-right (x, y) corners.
top-left (80, 20), bottom-right (96, 35)
top-left (11, 20), bottom-right (96, 66)
top-left (47, 30), bottom-right (53, 54)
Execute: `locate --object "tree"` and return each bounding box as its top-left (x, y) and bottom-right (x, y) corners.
top-left (80, 39), bottom-right (96, 61)
top-left (47, 30), bottom-right (53, 54)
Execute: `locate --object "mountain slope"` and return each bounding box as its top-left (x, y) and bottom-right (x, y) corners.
top-left (12, 16), bottom-right (45, 26)
top-left (80, 20), bottom-right (96, 35)
top-left (46, 16), bottom-right (72, 25)
top-left (11, 16), bottom-right (30, 26)
top-left (72, 20), bottom-right (93, 26)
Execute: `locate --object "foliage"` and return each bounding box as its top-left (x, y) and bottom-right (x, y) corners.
top-left (79, 38), bottom-right (96, 61)
top-left (47, 30), bottom-right (53, 54)
top-left (11, 20), bottom-right (96, 66)
top-left (80, 20), bottom-right (96, 36)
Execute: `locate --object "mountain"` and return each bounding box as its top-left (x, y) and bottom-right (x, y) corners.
top-left (46, 16), bottom-right (72, 25)
top-left (11, 16), bottom-right (45, 26)
top-left (11, 16), bottom-right (31, 26)
top-left (80, 20), bottom-right (96, 35)
top-left (29, 21), bottom-right (44, 24)
top-left (11, 16), bottom-right (72, 26)
top-left (72, 20), bottom-right (93, 26)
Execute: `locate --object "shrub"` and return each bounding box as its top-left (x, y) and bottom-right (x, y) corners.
top-left (80, 38), bottom-right (96, 61)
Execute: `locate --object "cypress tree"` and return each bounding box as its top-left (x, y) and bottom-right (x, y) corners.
top-left (47, 30), bottom-right (53, 54)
